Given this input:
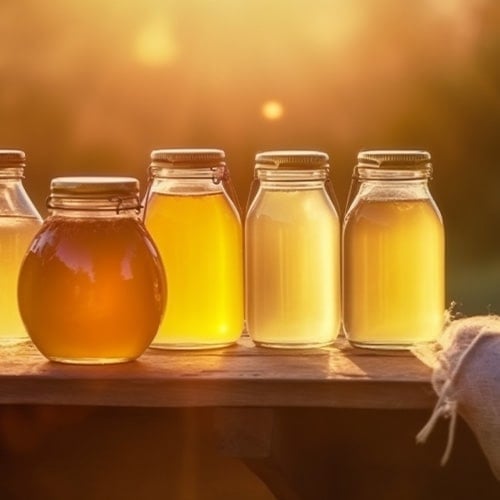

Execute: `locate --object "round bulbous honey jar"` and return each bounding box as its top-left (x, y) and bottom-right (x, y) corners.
top-left (18, 176), bottom-right (166, 364)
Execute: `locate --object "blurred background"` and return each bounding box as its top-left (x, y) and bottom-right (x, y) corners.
top-left (0, 0), bottom-right (499, 313)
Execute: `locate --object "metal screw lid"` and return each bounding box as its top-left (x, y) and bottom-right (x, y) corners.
top-left (0, 149), bottom-right (26, 168)
top-left (357, 150), bottom-right (431, 169)
top-left (150, 149), bottom-right (225, 168)
top-left (255, 150), bottom-right (329, 170)
top-left (50, 176), bottom-right (140, 198)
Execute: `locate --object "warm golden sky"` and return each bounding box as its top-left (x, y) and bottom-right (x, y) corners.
top-left (1, 0), bottom-right (499, 311)
top-left (2, 0), bottom-right (497, 170)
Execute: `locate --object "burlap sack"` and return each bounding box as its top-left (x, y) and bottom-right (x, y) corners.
top-left (415, 315), bottom-right (500, 480)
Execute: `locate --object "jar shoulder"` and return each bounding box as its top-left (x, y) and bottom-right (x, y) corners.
top-left (246, 186), bottom-right (339, 221)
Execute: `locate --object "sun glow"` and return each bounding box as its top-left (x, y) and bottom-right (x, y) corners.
top-left (261, 100), bottom-right (284, 121)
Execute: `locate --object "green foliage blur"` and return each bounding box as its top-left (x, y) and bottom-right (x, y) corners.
top-left (0, 0), bottom-right (498, 314)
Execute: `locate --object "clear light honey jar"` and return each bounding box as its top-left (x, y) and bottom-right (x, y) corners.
top-left (18, 177), bottom-right (166, 364)
top-left (343, 150), bottom-right (445, 349)
top-left (143, 149), bottom-right (244, 349)
top-left (0, 150), bottom-right (42, 344)
top-left (245, 150), bottom-right (341, 348)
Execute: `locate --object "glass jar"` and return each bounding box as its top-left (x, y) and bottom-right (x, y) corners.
top-left (0, 150), bottom-right (42, 344)
top-left (245, 150), bottom-right (341, 348)
top-left (143, 149), bottom-right (244, 349)
top-left (343, 150), bottom-right (445, 349)
top-left (18, 177), bottom-right (166, 364)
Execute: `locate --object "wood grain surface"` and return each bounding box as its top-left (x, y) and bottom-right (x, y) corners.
top-left (0, 336), bottom-right (435, 409)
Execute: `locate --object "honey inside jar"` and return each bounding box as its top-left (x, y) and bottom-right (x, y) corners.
top-left (246, 188), bottom-right (340, 346)
top-left (145, 191), bottom-right (243, 347)
top-left (18, 177), bottom-right (165, 364)
top-left (343, 197), bottom-right (444, 346)
top-left (0, 217), bottom-right (41, 342)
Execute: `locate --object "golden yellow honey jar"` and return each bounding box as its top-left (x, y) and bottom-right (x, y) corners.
top-left (343, 150), bottom-right (445, 349)
top-left (18, 176), bottom-right (166, 364)
top-left (143, 149), bottom-right (244, 349)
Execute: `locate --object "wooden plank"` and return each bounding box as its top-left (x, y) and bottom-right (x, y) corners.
top-left (0, 336), bottom-right (435, 409)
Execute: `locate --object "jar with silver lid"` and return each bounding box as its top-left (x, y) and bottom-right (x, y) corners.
top-left (0, 149), bottom-right (42, 344)
top-left (343, 150), bottom-right (445, 349)
top-left (18, 176), bottom-right (166, 364)
top-left (143, 149), bottom-right (244, 349)
top-left (245, 150), bottom-right (341, 348)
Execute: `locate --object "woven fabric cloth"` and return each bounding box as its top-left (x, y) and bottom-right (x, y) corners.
top-left (415, 315), bottom-right (500, 480)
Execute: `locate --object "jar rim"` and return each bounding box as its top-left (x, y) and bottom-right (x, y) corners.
top-left (255, 150), bottom-right (329, 170)
top-left (150, 148), bottom-right (225, 168)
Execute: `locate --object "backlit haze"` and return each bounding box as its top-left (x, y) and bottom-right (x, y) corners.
top-left (1, 0), bottom-right (499, 313)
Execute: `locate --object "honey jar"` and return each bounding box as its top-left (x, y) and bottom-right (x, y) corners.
top-left (144, 149), bottom-right (243, 349)
top-left (18, 177), bottom-right (166, 363)
top-left (245, 150), bottom-right (341, 348)
top-left (0, 149), bottom-right (42, 344)
top-left (343, 150), bottom-right (445, 348)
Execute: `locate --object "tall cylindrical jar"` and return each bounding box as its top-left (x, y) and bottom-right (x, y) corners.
top-left (343, 150), bottom-right (445, 349)
top-left (245, 150), bottom-right (341, 348)
top-left (18, 177), bottom-right (166, 364)
top-left (143, 149), bottom-right (244, 349)
top-left (0, 150), bottom-right (42, 344)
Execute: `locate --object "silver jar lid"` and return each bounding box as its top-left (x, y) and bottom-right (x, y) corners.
top-left (357, 150), bottom-right (431, 169)
top-left (0, 149), bottom-right (26, 168)
top-left (47, 177), bottom-right (142, 212)
top-left (50, 176), bottom-right (140, 198)
top-left (355, 150), bottom-right (433, 180)
top-left (255, 150), bottom-right (329, 170)
top-left (150, 149), bottom-right (225, 168)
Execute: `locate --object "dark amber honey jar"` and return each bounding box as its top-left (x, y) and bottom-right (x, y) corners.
top-left (18, 176), bottom-right (166, 364)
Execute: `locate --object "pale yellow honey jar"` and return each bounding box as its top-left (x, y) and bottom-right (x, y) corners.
top-left (245, 150), bottom-right (341, 348)
top-left (0, 150), bottom-right (42, 344)
top-left (343, 150), bottom-right (445, 349)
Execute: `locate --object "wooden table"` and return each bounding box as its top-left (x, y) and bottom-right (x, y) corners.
top-left (0, 337), bottom-right (497, 499)
top-left (0, 336), bottom-right (434, 409)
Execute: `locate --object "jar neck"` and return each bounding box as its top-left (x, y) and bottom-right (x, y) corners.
top-left (257, 168), bottom-right (329, 190)
top-left (47, 195), bottom-right (142, 218)
top-left (354, 178), bottom-right (432, 201)
top-left (149, 168), bottom-right (227, 195)
top-left (0, 167), bottom-right (24, 180)
top-left (357, 178), bottom-right (430, 189)
top-left (354, 167), bottom-right (431, 181)
top-left (149, 166), bottom-right (226, 183)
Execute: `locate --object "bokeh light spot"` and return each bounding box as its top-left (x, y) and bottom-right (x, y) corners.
top-left (261, 100), bottom-right (284, 121)
top-left (133, 20), bottom-right (178, 67)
